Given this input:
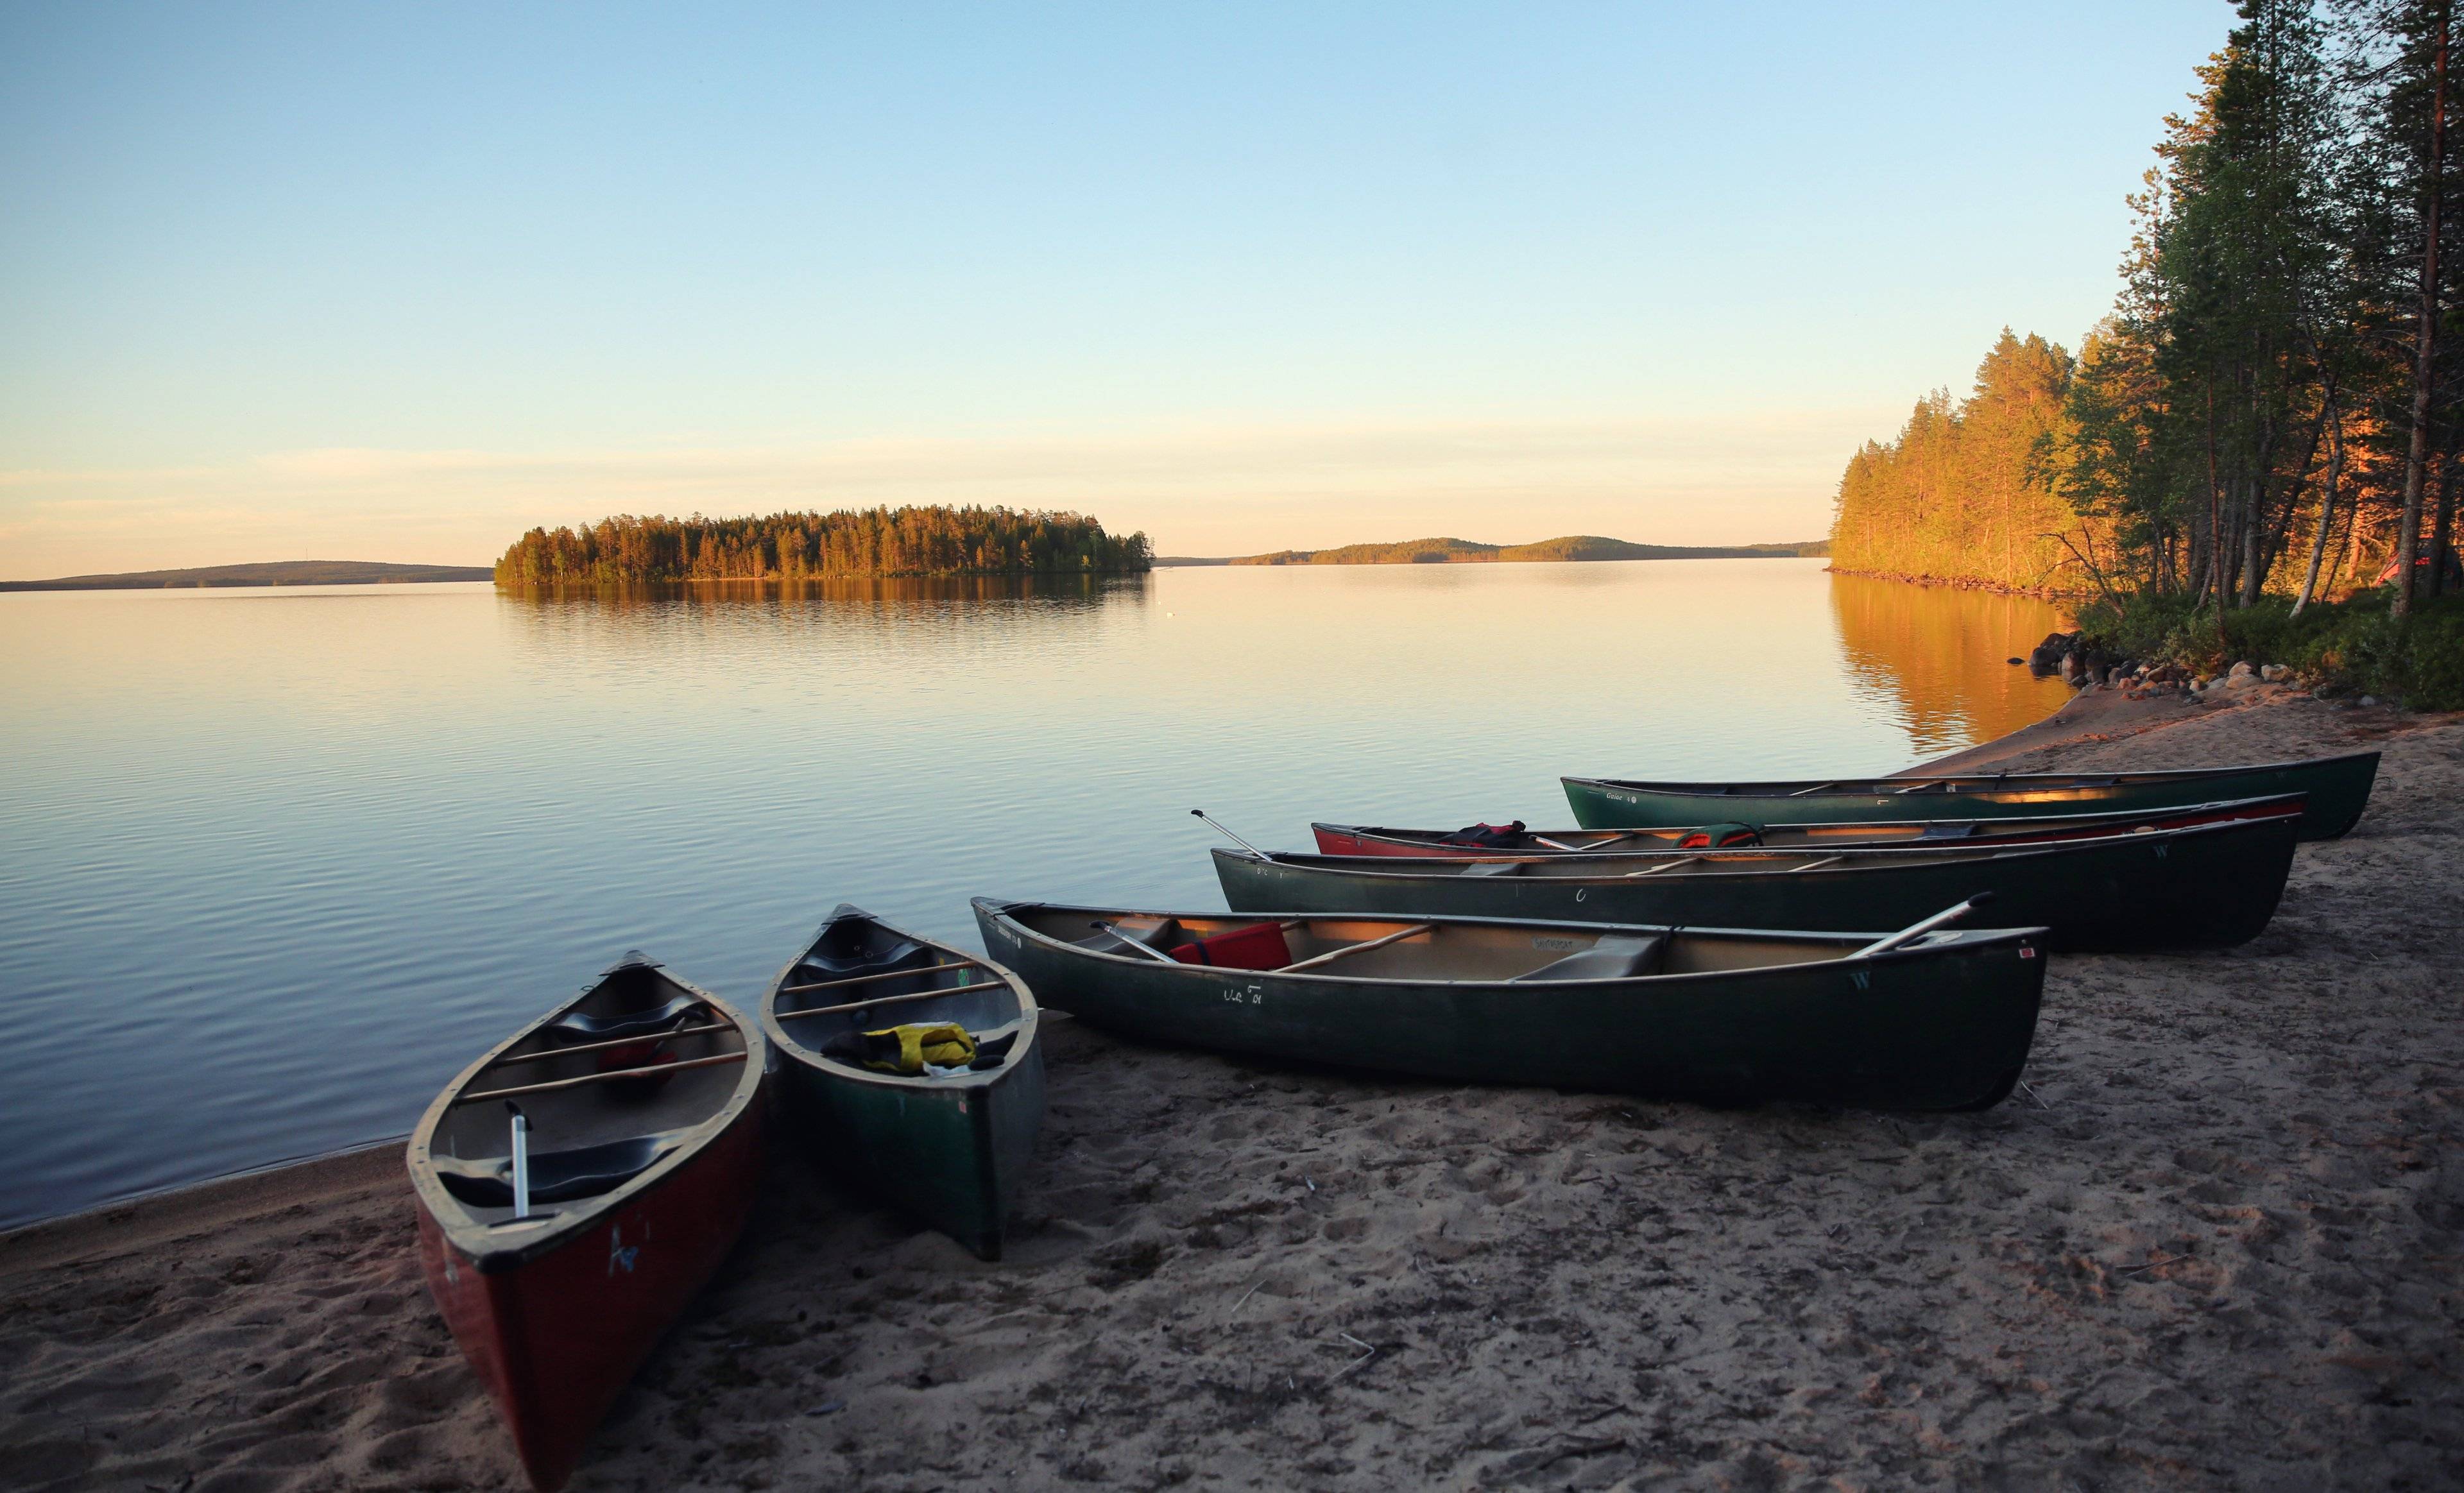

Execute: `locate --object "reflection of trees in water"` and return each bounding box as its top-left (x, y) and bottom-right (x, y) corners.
top-left (1829, 577), bottom-right (2074, 755)
top-left (493, 574), bottom-right (1149, 658)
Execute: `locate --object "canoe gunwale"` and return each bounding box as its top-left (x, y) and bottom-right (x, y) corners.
top-left (1233, 811), bottom-right (2304, 885)
top-left (970, 897), bottom-right (2050, 988)
top-left (1310, 791), bottom-right (2311, 856)
top-left (757, 907), bottom-right (1041, 1095)
top-left (404, 962), bottom-right (767, 1274)
top-left (1562, 749), bottom-right (2382, 799)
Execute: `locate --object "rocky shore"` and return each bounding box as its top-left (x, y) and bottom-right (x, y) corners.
top-left (3, 694), bottom-right (2461, 1490)
top-left (2020, 628), bottom-right (2391, 708)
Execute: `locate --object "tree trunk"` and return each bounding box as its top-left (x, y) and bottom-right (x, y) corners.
top-left (2294, 392), bottom-right (2343, 616)
top-left (2205, 378), bottom-right (2227, 619)
top-left (2398, 3), bottom-right (2450, 617)
top-left (2436, 451), bottom-right (2458, 596)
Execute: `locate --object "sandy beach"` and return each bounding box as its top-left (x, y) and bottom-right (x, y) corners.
top-left (4, 684), bottom-right (2460, 1492)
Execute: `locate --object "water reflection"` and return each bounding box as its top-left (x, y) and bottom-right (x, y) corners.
top-left (1829, 576), bottom-right (2075, 756)
top-left (499, 572), bottom-right (1140, 612)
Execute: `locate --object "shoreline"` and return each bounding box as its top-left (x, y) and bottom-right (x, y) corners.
top-left (1826, 565), bottom-right (2089, 603)
top-left (0, 678), bottom-right (2361, 1249)
top-left (4, 691), bottom-right (2460, 1489)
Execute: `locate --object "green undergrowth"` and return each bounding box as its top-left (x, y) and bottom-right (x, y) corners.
top-left (2075, 589), bottom-right (2464, 711)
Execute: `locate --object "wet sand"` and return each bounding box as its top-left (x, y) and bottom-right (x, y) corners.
top-left (4, 685), bottom-right (2461, 1490)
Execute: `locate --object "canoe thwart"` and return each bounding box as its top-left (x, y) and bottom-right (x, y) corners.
top-left (1278, 923), bottom-right (1435, 973)
top-left (490, 1021), bottom-right (735, 1070)
top-left (456, 1049), bottom-right (749, 1105)
top-left (778, 960), bottom-right (984, 996)
top-left (775, 978), bottom-right (1011, 1022)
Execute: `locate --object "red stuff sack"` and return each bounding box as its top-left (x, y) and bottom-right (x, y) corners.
top-left (1168, 923), bottom-right (1292, 971)
top-left (1676, 822), bottom-right (1765, 849)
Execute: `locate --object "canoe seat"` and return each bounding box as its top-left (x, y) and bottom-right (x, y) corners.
top-left (1509, 935), bottom-right (1664, 983)
top-left (433, 1133), bottom-right (683, 1209)
top-left (801, 936), bottom-right (933, 979)
top-left (545, 995), bottom-right (703, 1044)
top-left (1462, 860), bottom-right (1523, 878)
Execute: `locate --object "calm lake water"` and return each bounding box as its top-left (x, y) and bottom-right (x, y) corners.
top-left (0, 559), bottom-right (2067, 1227)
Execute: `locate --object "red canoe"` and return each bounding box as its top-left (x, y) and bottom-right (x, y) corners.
top-left (1310, 793), bottom-right (2307, 858)
top-left (406, 952), bottom-right (767, 1490)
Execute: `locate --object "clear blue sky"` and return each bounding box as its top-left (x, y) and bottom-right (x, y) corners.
top-left (1, 3), bottom-right (2231, 576)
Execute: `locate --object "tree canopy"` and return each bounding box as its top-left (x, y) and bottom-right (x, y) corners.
top-left (1832, 0), bottom-right (2464, 614)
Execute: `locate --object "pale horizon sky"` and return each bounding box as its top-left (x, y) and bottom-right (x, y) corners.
top-left (2, 3), bottom-right (2230, 579)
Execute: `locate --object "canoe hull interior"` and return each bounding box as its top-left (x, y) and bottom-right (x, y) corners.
top-left (1233, 817), bottom-right (2298, 954)
top-left (761, 906), bottom-right (1045, 1262)
top-left (415, 1102), bottom-right (763, 1492)
top-left (1563, 752), bottom-right (2379, 842)
top-left (975, 901), bottom-right (2046, 1113)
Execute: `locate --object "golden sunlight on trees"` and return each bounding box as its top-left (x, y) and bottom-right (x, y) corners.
top-left (492, 506), bottom-right (1151, 585)
top-left (1833, 0), bottom-right (2464, 614)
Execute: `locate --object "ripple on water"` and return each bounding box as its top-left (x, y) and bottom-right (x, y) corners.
top-left (0, 565), bottom-right (2068, 1225)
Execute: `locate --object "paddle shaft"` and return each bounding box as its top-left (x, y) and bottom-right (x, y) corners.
top-left (1191, 808), bottom-right (1269, 858)
top-left (508, 1106), bottom-right (530, 1219)
top-left (1850, 894), bottom-right (1996, 959)
top-left (1091, 921), bottom-right (1185, 964)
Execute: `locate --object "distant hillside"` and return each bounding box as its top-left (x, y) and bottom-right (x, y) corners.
top-left (1227, 535), bottom-right (1828, 566)
top-left (0, 560), bottom-right (493, 592)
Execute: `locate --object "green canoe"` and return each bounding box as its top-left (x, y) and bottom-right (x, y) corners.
top-left (1215, 808), bottom-right (2300, 953)
top-left (1562, 751), bottom-right (2379, 842)
top-left (973, 897), bottom-right (2047, 1111)
top-left (760, 905), bottom-right (1044, 1260)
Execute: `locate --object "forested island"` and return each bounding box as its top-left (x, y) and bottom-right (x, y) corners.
top-left (493, 507), bottom-right (1151, 585)
top-left (1220, 535), bottom-right (1826, 566)
top-left (1831, 2), bottom-right (2458, 621)
top-left (0, 561), bottom-right (492, 592)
